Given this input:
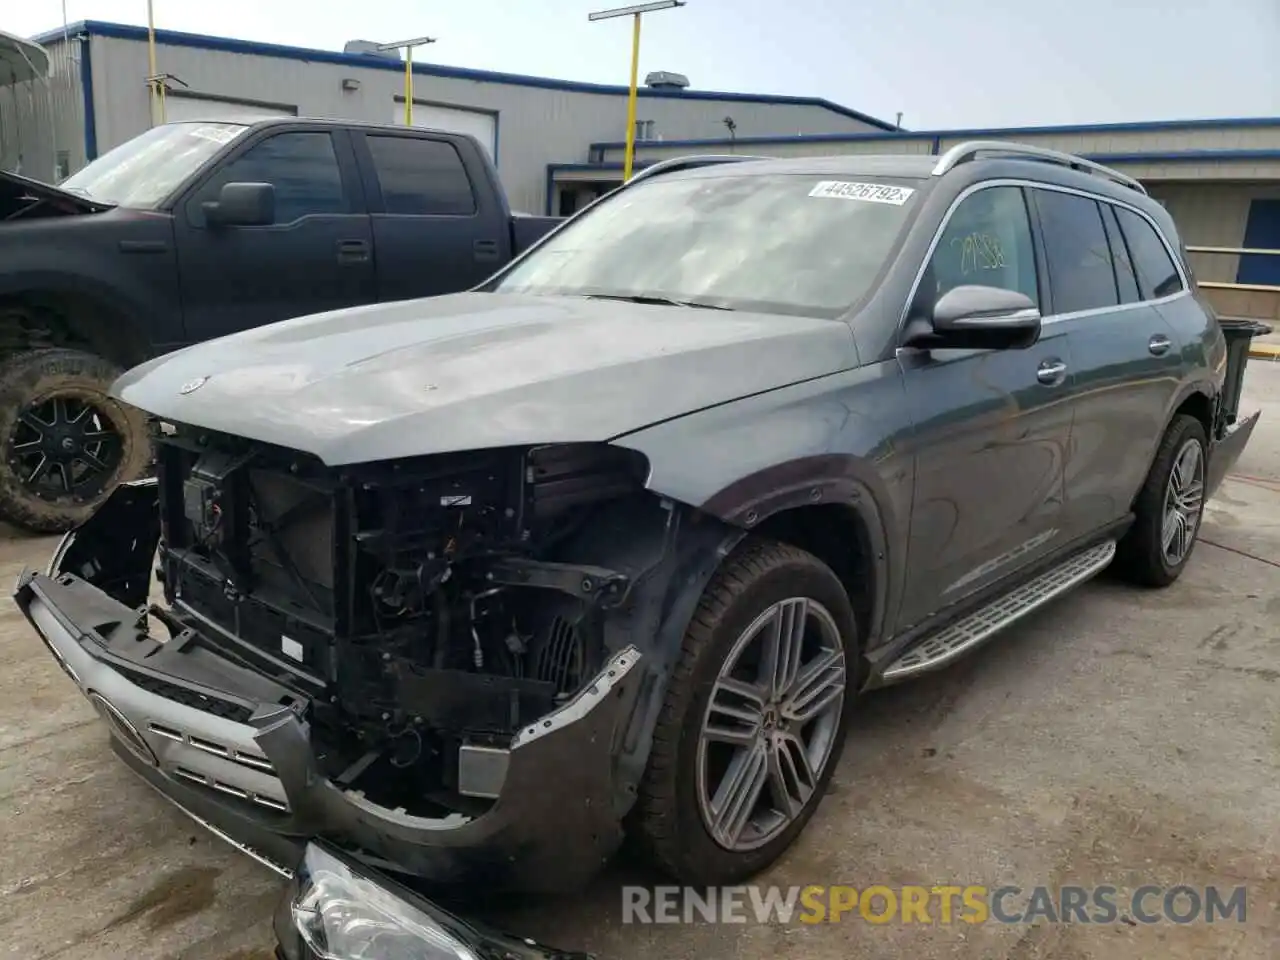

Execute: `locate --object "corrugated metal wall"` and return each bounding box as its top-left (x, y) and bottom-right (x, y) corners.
top-left (88, 35), bottom-right (882, 213)
top-left (0, 35), bottom-right (86, 182)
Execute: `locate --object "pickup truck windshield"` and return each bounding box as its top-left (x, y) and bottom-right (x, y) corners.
top-left (493, 172), bottom-right (922, 318)
top-left (60, 121), bottom-right (248, 208)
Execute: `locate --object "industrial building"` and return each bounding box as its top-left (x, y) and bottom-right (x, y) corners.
top-left (0, 20), bottom-right (894, 213)
top-left (2, 19), bottom-right (1279, 325)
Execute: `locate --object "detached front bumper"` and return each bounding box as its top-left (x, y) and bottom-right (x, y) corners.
top-left (15, 551), bottom-right (642, 893)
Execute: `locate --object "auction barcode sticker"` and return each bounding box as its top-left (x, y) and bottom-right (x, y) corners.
top-left (808, 181), bottom-right (915, 205)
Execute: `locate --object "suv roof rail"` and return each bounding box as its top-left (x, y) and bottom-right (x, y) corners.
top-left (932, 140), bottom-right (1148, 195)
top-left (625, 153), bottom-right (774, 186)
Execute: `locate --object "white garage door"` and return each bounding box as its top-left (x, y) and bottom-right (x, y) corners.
top-left (163, 96), bottom-right (294, 124)
top-left (396, 103), bottom-right (496, 160)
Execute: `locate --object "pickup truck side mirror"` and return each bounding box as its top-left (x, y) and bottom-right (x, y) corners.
top-left (904, 284), bottom-right (1042, 351)
top-left (203, 182), bottom-right (276, 227)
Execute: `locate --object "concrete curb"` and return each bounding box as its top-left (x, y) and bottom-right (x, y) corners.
top-left (1249, 343), bottom-right (1280, 361)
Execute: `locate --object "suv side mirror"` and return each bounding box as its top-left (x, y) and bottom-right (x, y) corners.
top-left (906, 284), bottom-right (1042, 350)
top-left (202, 182), bottom-right (275, 227)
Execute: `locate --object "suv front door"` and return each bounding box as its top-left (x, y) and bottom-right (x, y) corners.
top-left (895, 183), bottom-right (1074, 630)
top-left (1031, 188), bottom-right (1186, 539)
top-left (173, 127), bottom-right (375, 343)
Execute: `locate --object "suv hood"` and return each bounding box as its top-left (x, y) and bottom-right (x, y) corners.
top-left (0, 169), bottom-right (111, 219)
top-left (113, 292), bottom-right (858, 465)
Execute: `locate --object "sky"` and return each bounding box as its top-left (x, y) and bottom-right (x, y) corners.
top-left (9, 0), bottom-right (1280, 130)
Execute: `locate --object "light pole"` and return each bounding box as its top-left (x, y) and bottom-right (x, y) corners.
top-left (146, 0), bottom-right (163, 125)
top-left (377, 36), bottom-right (438, 126)
top-left (588, 1), bottom-right (685, 182)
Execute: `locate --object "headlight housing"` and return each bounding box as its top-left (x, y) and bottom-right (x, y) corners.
top-left (280, 843), bottom-right (594, 960)
top-left (289, 844), bottom-right (479, 960)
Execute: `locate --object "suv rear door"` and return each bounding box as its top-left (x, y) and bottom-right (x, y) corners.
top-left (1032, 187), bottom-right (1186, 539)
top-left (351, 131), bottom-right (512, 303)
top-left (895, 183), bottom-right (1075, 628)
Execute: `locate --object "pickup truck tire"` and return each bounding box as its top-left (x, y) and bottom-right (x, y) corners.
top-left (0, 347), bottom-right (151, 534)
top-left (1112, 413), bottom-right (1208, 587)
top-left (632, 538), bottom-right (856, 886)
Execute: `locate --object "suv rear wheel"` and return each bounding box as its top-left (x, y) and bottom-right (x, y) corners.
top-left (633, 538), bottom-right (856, 885)
top-left (0, 348), bottom-right (151, 534)
top-left (1112, 413), bottom-right (1208, 587)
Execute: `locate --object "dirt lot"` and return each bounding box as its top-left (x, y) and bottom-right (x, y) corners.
top-left (1, 365), bottom-right (1277, 960)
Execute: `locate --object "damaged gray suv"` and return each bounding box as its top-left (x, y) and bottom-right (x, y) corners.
top-left (15, 143), bottom-right (1263, 910)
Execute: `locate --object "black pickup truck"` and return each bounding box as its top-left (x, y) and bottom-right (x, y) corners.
top-left (0, 117), bottom-right (559, 533)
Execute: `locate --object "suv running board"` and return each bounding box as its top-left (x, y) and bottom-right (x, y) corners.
top-left (882, 540), bottom-right (1118, 682)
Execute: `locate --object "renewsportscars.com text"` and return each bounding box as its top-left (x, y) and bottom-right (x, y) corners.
top-left (622, 884), bottom-right (1248, 925)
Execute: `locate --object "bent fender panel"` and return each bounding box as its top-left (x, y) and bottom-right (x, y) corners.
top-left (612, 364), bottom-right (916, 649)
top-left (549, 495), bottom-right (747, 818)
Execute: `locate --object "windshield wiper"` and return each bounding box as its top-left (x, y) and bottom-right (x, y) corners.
top-left (582, 293), bottom-right (733, 311)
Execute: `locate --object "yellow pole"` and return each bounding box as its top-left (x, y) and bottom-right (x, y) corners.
top-left (146, 0), bottom-right (160, 126)
top-left (404, 47), bottom-right (413, 125)
top-left (622, 12), bottom-right (641, 181)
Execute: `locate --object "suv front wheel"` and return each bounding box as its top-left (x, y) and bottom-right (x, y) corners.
top-left (633, 539), bottom-right (857, 885)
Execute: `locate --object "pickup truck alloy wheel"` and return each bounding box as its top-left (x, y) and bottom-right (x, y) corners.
top-left (695, 596), bottom-right (846, 852)
top-left (633, 539), bottom-right (856, 885)
top-left (0, 348), bottom-right (152, 534)
top-left (1161, 437), bottom-right (1205, 567)
top-left (9, 394), bottom-right (123, 500)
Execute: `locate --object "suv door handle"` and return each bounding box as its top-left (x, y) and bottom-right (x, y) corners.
top-left (336, 239), bottom-right (370, 263)
top-left (473, 239), bottom-right (501, 262)
top-left (1148, 334), bottom-right (1172, 356)
top-left (1036, 359), bottom-right (1067, 386)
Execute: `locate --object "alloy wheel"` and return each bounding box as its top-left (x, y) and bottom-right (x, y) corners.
top-left (1161, 437), bottom-right (1205, 567)
top-left (7, 395), bottom-right (124, 502)
top-left (696, 596), bottom-right (847, 852)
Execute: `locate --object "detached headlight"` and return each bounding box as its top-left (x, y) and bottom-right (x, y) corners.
top-left (290, 844), bottom-right (479, 960)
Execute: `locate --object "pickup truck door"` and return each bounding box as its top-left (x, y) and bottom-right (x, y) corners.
top-left (350, 130), bottom-right (513, 303)
top-left (894, 184), bottom-right (1074, 630)
top-left (171, 127), bottom-right (375, 343)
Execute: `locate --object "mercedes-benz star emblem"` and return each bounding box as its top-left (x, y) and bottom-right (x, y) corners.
top-left (179, 376), bottom-right (209, 395)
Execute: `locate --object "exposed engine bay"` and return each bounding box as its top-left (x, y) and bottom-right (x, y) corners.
top-left (150, 423), bottom-right (662, 817)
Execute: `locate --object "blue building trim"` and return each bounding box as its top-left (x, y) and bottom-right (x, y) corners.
top-left (1082, 149), bottom-right (1280, 163)
top-left (32, 20), bottom-right (896, 130)
top-left (78, 31), bottom-right (98, 160)
top-left (588, 116), bottom-right (1280, 153)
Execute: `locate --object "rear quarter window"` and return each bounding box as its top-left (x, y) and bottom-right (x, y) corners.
top-left (1114, 206), bottom-right (1185, 300)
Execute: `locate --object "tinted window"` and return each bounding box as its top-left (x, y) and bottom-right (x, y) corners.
top-left (1035, 190), bottom-right (1119, 314)
top-left (1115, 206), bottom-right (1184, 300)
top-left (191, 131), bottom-right (347, 225)
top-left (917, 185), bottom-right (1039, 313)
top-left (367, 136), bottom-right (476, 216)
top-left (1100, 204), bottom-right (1140, 304)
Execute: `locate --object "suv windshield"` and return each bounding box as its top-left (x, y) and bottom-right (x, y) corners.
top-left (494, 171), bottom-right (923, 317)
top-left (60, 121), bottom-right (247, 207)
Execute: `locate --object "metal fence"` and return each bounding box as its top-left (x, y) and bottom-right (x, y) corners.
top-left (1187, 245), bottom-right (1280, 324)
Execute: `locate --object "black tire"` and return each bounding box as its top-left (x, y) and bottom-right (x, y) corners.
top-left (0, 347), bottom-right (152, 534)
top-left (1112, 414), bottom-right (1208, 587)
top-left (632, 538), bottom-right (858, 885)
